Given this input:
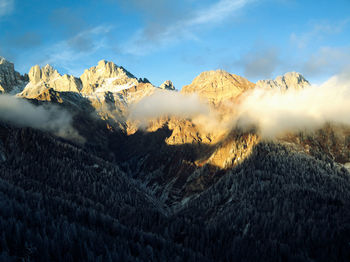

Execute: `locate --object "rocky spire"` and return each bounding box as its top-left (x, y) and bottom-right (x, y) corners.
top-left (160, 80), bottom-right (175, 90)
top-left (20, 64), bottom-right (82, 98)
top-left (0, 56), bottom-right (27, 94)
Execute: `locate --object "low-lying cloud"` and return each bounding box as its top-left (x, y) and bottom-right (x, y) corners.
top-left (129, 89), bottom-right (210, 126)
top-left (235, 68), bottom-right (350, 138)
top-left (129, 69), bottom-right (350, 140)
top-left (0, 95), bottom-right (83, 142)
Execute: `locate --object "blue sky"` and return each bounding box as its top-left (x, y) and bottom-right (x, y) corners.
top-left (0, 0), bottom-right (349, 89)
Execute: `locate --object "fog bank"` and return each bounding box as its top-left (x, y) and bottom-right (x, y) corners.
top-left (0, 95), bottom-right (83, 141)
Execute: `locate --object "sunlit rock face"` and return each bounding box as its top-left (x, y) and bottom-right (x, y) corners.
top-left (0, 57), bottom-right (28, 94)
top-left (256, 72), bottom-right (310, 91)
top-left (80, 60), bottom-right (139, 94)
top-left (78, 60), bottom-right (159, 129)
top-left (181, 69), bottom-right (255, 107)
top-left (19, 64), bottom-right (82, 98)
top-left (11, 58), bottom-right (345, 174)
top-left (132, 70), bottom-right (259, 169)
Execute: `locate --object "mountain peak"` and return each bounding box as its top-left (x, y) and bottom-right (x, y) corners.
top-left (28, 64), bottom-right (60, 84)
top-left (97, 59), bottom-right (107, 67)
top-left (181, 69), bottom-right (255, 106)
top-left (42, 64), bottom-right (56, 72)
top-left (0, 56), bottom-right (12, 65)
top-left (256, 72), bottom-right (310, 91)
top-left (0, 57), bottom-right (26, 94)
top-left (21, 65), bottom-right (81, 98)
top-left (160, 80), bottom-right (175, 90)
top-left (80, 60), bottom-right (137, 94)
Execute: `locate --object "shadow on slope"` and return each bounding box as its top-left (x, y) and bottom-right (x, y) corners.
top-left (0, 122), bottom-right (208, 262)
top-left (110, 125), bottom-right (257, 205)
top-left (168, 142), bottom-right (350, 262)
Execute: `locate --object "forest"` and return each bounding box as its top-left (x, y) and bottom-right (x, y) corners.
top-left (0, 122), bottom-right (350, 261)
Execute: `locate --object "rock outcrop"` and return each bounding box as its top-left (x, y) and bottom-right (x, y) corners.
top-left (80, 60), bottom-right (138, 94)
top-left (0, 57), bottom-right (28, 94)
top-left (256, 72), bottom-right (310, 91)
top-left (78, 60), bottom-right (158, 128)
top-left (181, 70), bottom-right (255, 107)
top-left (160, 80), bottom-right (175, 90)
top-left (16, 60), bottom-right (159, 132)
top-left (20, 64), bottom-right (82, 98)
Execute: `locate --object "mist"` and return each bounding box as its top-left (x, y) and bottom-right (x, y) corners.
top-left (234, 69), bottom-right (350, 138)
top-left (128, 70), bottom-right (350, 139)
top-left (0, 95), bottom-right (83, 142)
top-left (129, 89), bottom-right (210, 127)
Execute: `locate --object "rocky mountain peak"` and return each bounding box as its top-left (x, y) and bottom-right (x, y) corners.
top-left (80, 60), bottom-right (137, 94)
top-left (28, 64), bottom-right (60, 84)
top-left (160, 80), bottom-right (175, 90)
top-left (28, 65), bottom-right (41, 83)
top-left (42, 64), bottom-right (57, 75)
top-left (0, 57), bottom-right (27, 94)
top-left (21, 64), bottom-right (82, 99)
top-left (256, 72), bottom-right (310, 91)
top-left (181, 69), bottom-right (255, 106)
top-left (0, 56), bottom-right (11, 65)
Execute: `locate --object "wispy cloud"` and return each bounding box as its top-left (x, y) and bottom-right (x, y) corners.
top-left (302, 46), bottom-right (350, 77)
top-left (41, 26), bottom-right (112, 75)
top-left (188, 0), bottom-right (250, 26)
top-left (7, 32), bottom-right (42, 48)
top-left (0, 0), bottom-right (14, 17)
top-left (233, 46), bottom-right (281, 79)
top-left (0, 95), bottom-right (83, 142)
top-left (123, 0), bottom-right (254, 55)
top-left (290, 19), bottom-right (349, 49)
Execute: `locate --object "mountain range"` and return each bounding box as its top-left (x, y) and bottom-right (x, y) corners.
top-left (0, 56), bottom-right (349, 262)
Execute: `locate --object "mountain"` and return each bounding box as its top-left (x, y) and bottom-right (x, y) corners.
top-left (256, 72), bottom-right (310, 91)
top-left (1, 120), bottom-right (349, 262)
top-left (182, 69), bottom-right (255, 107)
top-left (19, 64), bottom-right (82, 99)
top-left (18, 60), bottom-right (162, 132)
top-left (0, 57), bottom-right (28, 94)
top-left (160, 80), bottom-right (175, 90)
top-left (1, 58), bottom-right (350, 262)
top-left (80, 60), bottom-right (137, 94)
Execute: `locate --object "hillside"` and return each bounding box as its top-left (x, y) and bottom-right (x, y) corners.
top-left (0, 57), bottom-right (350, 261)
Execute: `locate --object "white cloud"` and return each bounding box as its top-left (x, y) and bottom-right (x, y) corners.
top-left (188, 0), bottom-right (250, 26)
top-left (290, 19), bottom-right (349, 49)
top-left (0, 95), bottom-right (83, 142)
top-left (0, 0), bottom-right (14, 17)
top-left (123, 0), bottom-right (254, 55)
top-left (234, 68), bottom-right (350, 138)
top-left (302, 46), bottom-right (350, 77)
top-left (41, 26), bottom-right (112, 75)
top-left (129, 89), bottom-right (209, 126)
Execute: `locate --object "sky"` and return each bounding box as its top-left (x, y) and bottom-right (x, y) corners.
top-left (0, 0), bottom-right (349, 89)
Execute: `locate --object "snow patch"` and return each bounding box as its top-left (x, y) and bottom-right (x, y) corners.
top-left (94, 78), bottom-right (135, 94)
